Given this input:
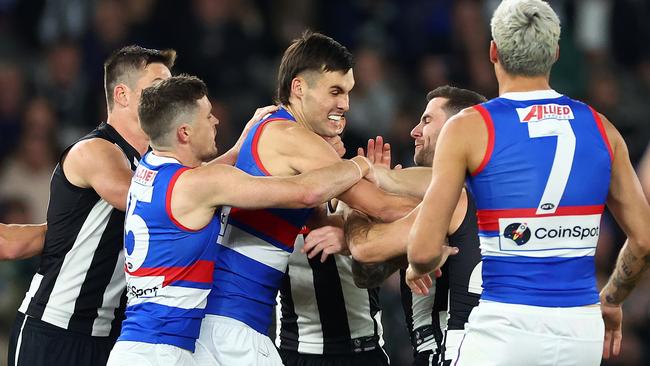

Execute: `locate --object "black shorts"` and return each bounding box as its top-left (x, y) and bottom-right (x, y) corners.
top-left (8, 312), bottom-right (117, 366)
top-left (413, 350), bottom-right (442, 366)
top-left (279, 347), bottom-right (390, 366)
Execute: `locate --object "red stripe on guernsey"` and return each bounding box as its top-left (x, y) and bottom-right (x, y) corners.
top-left (165, 167), bottom-right (198, 232)
top-left (477, 205), bottom-right (605, 232)
top-left (589, 106), bottom-right (613, 162)
top-left (471, 105), bottom-right (495, 176)
top-left (128, 259), bottom-right (213, 286)
top-left (229, 207), bottom-right (301, 248)
top-left (252, 118), bottom-right (287, 176)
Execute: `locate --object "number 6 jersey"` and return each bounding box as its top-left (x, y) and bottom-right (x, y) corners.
top-left (467, 90), bottom-right (612, 307)
top-left (118, 152), bottom-right (220, 351)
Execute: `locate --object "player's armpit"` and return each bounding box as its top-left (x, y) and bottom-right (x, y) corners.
top-left (0, 223), bottom-right (47, 260)
top-left (63, 138), bottom-right (133, 211)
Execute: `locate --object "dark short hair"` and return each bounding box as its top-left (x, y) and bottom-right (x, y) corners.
top-left (276, 31), bottom-right (354, 105)
top-left (104, 45), bottom-right (176, 111)
top-left (426, 86), bottom-right (487, 116)
top-left (138, 74), bottom-right (207, 147)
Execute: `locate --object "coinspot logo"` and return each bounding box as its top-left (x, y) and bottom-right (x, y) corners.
top-left (503, 223), bottom-right (531, 246)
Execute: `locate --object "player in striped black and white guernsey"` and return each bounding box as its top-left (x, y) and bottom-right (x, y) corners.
top-left (406, 1), bottom-right (650, 364)
top-left (276, 229), bottom-right (388, 365)
top-left (7, 46), bottom-right (176, 366)
top-left (108, 75), bottom-right (368, 365)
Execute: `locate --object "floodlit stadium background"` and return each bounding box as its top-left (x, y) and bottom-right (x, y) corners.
top-left (0, 1), bottom-right (649, 365)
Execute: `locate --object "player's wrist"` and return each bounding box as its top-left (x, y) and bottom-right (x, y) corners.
top-left (599, 290), bottom-right (623, 307)
top-left (350, 156), bottom-right (371, 178)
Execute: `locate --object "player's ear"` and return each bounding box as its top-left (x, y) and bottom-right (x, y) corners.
top-left (113, 84), bottom-right (130, 108)
top-left (489, 41), bottom-right (498, 64)
top-left (177, 123), bottom-right (192, 144)
top-left (291, 77), bottom-right (305, 98)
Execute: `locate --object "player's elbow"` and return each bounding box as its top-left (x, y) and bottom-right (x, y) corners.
top-left (349, 241), bottom-right (379, 264)
top-left (407, 241), bottom-right (442, 270)
top-left (0, 242), bottom-right (24, 260)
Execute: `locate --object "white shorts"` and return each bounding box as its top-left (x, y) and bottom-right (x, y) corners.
top-left (454, 300), bottom-right (604, 366)
top-left (107, 341), bottom-right (197, 366)
top-left (441, 329), bottom-right (464, 365)
top-left (194, 315), bottom-right (283, 366)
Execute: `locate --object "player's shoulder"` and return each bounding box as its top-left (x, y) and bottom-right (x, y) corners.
top-left (444, 106), bottom-right (484, 136)
top-left (65, 137), bottom-right (129, 169)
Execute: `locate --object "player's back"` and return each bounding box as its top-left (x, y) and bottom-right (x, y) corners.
top-left (467, 90), bottom-right (612, 307)
top-left (207, 107), bottom-right (314, 335)
top-left (118, 152), bottom-right (220, 351)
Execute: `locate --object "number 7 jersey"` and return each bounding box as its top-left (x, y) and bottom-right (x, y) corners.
top-left (466, 90), bottom-right (613, 307)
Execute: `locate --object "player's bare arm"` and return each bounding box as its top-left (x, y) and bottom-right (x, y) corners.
top-left (406, 109), bottom-right (484, 294)
top-left (597, 114), bottom-right (650, 358)
top-left (373, 167), bottom-right (432, 199)
top-left (346, 190), bottom-right (465, 288)
top-left (265, 123), bottom-right (419, 222)
top-left (0, 223), bottom-right (47, 260)
top-left (63, 138), bottom-right (134, 211)
top-left (169, 154), bottom-right (370, 230)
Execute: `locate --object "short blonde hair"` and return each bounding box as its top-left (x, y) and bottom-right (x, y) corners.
top-left (490, 0), bottom-right (561, 76)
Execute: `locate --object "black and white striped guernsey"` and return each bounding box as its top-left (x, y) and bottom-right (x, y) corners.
top-left (18, 122), bottom-right (140, 338)
top-left (399, 193), bottom-right (482, 354)
top-left (277, 234), bottom-right (384, 355)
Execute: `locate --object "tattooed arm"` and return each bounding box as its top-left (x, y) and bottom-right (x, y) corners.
top-left (352, 256), bottom-right (408, 288)
top-left (598, 114), bottom-right (650, 359)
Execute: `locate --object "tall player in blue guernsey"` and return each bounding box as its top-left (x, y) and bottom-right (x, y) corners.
top-left (196, 32), bottom-right (419, 366)
top-left (108, 75), bottom-right (373, 366)
top-left (406, 1), bottom-right (650, 365)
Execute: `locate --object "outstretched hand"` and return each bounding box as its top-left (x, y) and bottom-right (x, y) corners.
top-left (357, 136), bottom-right (402, 170)
top-left (405, 245), bottom-right (459, 295)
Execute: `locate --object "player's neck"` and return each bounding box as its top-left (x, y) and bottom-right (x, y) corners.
top-left (106, 109), bottom-right (149, 156)
top-left (497, 74), bottom-right (551, 95)
top-left (284, 104), bottom-right (316, 134)
top-left (151, 148), bottom-right (199, 168)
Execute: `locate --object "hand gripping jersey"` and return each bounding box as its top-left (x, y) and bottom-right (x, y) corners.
top-left (206, 107), bottom-right (314, 334)
top-left (118, 152), bottom-right (220, 351)
top-left (466, 90), bottom-right (613, 307)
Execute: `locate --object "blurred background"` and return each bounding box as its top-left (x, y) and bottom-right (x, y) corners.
top-left (0, 0), bottom-right (649, 365)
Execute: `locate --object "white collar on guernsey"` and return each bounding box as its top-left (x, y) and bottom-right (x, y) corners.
top-left (144, 152), bottom-right (181, 166)
top-left (499, 89), bottom-right (563, 101)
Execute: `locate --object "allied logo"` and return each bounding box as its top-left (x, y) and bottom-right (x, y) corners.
top-left (504, 222), bottom-right (531, 246)
top-left (516, 104), bottom-right (574, 122)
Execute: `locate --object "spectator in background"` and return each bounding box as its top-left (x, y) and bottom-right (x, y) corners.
top-left (0, 62), bottom-right (26, 162)
top-left (345, 47), bottom-right (398, 153)
top-left (0, 97), bottom-right (59, 223)
top-left (33, 40), bottom-right (89, 145)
